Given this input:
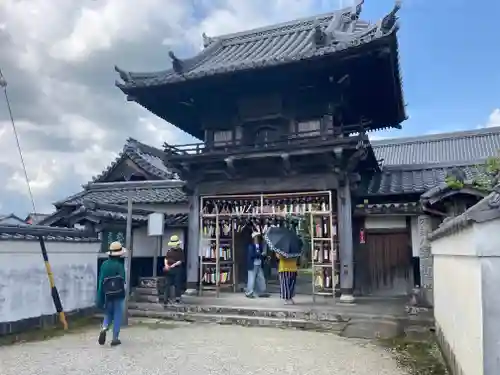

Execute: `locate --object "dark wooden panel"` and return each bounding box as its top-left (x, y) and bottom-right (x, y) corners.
top-left (198, 173), bottom-right (339, 195)
top-left (365, 232), bottom-right (411, 295)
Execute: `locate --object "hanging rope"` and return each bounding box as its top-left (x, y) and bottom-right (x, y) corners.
top-left (0, 68), bottom-right (37, 214)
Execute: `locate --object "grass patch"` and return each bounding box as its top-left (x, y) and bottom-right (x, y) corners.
top-left (0, 316), bottom-right (100, 347)
top-left (380, 337), bottom-right (449, 375)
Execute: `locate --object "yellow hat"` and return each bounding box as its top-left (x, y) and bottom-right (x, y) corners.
top-left (167, 235), bottom-right (181, 247)
top-left (108, 241), bottom-right (127, 256)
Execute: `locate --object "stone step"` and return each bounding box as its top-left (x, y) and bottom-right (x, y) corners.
top-left (132, 294), bottom-right (163, 303)
top-left (128, 301), bottom-right (429, 325)
top-left (134, 287), bottom-right (161, 296)
top-left (127, 308), bottom-right (412, 339)
top-left (128, 309), bottom-right (346, 333)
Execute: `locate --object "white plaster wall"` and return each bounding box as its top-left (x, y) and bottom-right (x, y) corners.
top-left (365, 216), bottom-right (406, 230)
top-left (432, 226), bottom-right (483, 375)
top-left (98, 226), bottom-right (185, 258)
top-left (0, 240), bottom-right (99, 323)
top-left (132, 226), bottom-right (185, 257)
top-left (432, 218), bottom-right (500, 375)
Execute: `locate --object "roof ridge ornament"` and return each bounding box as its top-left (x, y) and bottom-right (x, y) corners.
top-left (354, 0), bottom-right (365, 18)
top-left (337, 0), bottom-right (364, 33)
top-left (168, 51), bottom-right (184, 75)
top-left (114, 65), bottom-right (132, 83)
top-left (202, 32), bottom-right (214, 48)
top-left (381, 0), bottom-right (402, 33)
top-left (312, 18), bottom-right (327, 48)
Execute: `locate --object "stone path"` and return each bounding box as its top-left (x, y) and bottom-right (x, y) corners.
top-left (0, 324), bottom-right (407, 375)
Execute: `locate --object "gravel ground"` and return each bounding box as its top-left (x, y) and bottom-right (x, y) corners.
top-left (0, 324), bottom-right (407, 375)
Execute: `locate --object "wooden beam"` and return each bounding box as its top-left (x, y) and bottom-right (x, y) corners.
top-left (346, 146), bottom-right (368, 173)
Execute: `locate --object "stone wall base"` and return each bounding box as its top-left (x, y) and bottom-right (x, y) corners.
top-left (0, 306), bottom-right (97, 336)
top-left (435, 323), bottom-right (464, 375)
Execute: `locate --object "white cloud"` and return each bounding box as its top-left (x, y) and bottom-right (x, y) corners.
top-left (485, 108), bottom-right (500, 128)
top-left (1, 0), bottom-right (339, 215)
top-left (50, 0), bottom-right (192, 62)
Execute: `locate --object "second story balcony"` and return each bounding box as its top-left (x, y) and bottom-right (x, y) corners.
top-left (164, 129), bottom-right (367, 159)
top-left (163, 129), bottom-right (378, 183)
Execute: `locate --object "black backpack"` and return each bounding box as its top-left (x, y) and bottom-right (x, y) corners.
top-left (102, 275), bottom-right (125, 300)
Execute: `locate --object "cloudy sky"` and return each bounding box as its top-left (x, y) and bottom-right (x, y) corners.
top-left (0, 0), bottom-right (499, 216)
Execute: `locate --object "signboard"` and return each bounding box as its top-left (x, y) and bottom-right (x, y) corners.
top-left (148, 213), bottom-right (164, 236)
top-left (101, 230), bottom-right (126, 253)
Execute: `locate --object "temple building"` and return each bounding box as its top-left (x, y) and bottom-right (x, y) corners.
top-left (43, 2), bottom-right (500, 305)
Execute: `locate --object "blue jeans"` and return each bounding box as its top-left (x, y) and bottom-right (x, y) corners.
top-left (246, 264), bottom-right (266, 296)
top-left (102, 298), bottom-right (125, 340)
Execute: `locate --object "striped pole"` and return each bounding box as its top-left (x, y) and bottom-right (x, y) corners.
top-left (38, 236), bottom-right (68, 330)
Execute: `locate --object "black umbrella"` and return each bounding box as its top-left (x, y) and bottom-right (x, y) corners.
top-left (263, 226), bottom-right (303, 258)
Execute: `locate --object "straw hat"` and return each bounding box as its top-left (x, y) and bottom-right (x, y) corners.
top-left (167, 234), bottom-right (181, 247)
top-left (108, 241), bottom-right (127, 257)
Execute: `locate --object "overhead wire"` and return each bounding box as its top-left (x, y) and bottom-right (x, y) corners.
top-left (0, 68), bottom-right (68, 329)
top-left (0, 68), bottom-right (37, 215)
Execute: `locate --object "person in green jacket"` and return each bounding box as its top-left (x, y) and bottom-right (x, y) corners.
top-left (97, 241), bottom-right (127, 346)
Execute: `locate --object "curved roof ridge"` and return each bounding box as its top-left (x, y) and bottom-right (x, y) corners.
top-left (214, 9), bottom-right (346, 42)
top-left (126, 137), bottom-right (166, 159)
top-left (382, 160), bottom-right (488, 171)
top-left (89, 138), bottom-right (174, 184)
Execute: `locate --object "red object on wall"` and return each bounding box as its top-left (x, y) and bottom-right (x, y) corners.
top-left (359, 228), bottom-right (365, 244)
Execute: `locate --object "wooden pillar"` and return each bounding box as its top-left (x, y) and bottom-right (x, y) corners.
top-left (338, 178), bottom-right (355, 303)
top-left (186, 188), bottom-right (200, 290)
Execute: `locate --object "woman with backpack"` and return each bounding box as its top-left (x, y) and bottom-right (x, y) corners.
top-left (96, 241), bottom-right (127, 346)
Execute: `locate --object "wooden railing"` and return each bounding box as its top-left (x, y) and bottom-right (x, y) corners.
top-left (164, 130), bottom-right (366, 157)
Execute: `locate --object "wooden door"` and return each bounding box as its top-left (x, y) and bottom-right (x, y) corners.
top-left (365, 231), bottom-right (412, 296)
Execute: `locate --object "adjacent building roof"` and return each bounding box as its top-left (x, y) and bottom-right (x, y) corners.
top-left (0, 225), bottom-right (99, 242)
top-left (67, 206), bottom-right (188, 227)
top-left (92, 138), bottom-right (174, 183)
top-left (115, 1), bottom-right (400, 90)
top-left (54, 183), bottom-right (187, 208)
top-left (364, 164), bottom-right (486, 196)
top-left (43, 180), bottom-right (188, 227)
top-left (365, 127), bottom-right (500, 196)
top-left (371, 127), bottom-right (500, 166)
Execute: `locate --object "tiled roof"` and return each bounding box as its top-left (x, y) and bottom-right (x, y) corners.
top-left (0, 225), bottom-right (99, 242)
top-left (363, 127), bottom-right (500, 196)
top-left (54, 184), bottom-right (187, 207)
top-left (92, 138), bottom-right (174, 183)
top-left (115, 1), bottom-right (400, 89)
top-left (372, 127), bottom-right (500, 166)
top-left (364, 164), bottom-right (486, 196)
top-left (69, 206), bottom-right (188, 227)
